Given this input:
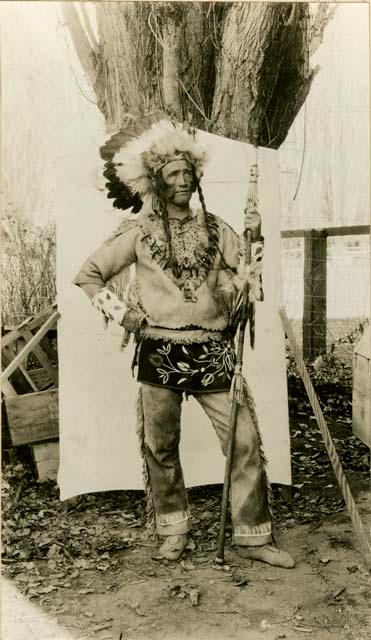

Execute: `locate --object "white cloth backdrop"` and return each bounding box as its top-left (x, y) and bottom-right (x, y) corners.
top-left (57, 131), bottom-right (291, 500)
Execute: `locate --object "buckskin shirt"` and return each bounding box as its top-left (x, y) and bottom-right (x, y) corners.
top-left (73, 208), bottom-right (264, 393)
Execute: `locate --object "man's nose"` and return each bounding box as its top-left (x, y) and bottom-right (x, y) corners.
top-left (177, 172), bottom-right (188, 187)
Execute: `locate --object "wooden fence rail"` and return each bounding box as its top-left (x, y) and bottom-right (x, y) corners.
top-left (281, 224), bottom-right (370, 360)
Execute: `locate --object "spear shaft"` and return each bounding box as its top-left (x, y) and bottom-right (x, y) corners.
top-left (216, 230), bottom-right (252, 564)
top-left (216, 159), bottom-right (259, 564)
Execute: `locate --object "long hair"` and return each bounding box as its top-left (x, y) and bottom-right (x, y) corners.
top-left (153, 172), bottom-right (176, 275)
top-left (153, 166), bottom-right (213, 278)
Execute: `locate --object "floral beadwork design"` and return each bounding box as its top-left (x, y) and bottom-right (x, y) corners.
top-left (148, 340), bottom-right (235, 388)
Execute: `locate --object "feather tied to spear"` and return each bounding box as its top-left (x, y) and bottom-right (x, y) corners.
top-left (229, 162), bottom-right (259, 407)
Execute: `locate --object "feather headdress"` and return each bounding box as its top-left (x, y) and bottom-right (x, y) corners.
top-left (99, 114), bottom-right (208, 213)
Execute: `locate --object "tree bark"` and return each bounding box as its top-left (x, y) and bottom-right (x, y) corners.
top-left (160, 4), bottom-right (183, 118)
top-left (211, 3), bottom-right (314, 147)
top-left (92, 2), bottom-right (218, 131)
top-left (64, 2), bottom-right (330, 148)
top-left (95, 2), bottom-right (158, 130)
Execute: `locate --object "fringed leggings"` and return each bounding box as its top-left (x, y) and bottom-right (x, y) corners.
top-left (137, 384), bottom-right (273, 546)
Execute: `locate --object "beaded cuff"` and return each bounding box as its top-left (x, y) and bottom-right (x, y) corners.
top-left (91, 287), bottom-right (128, 325)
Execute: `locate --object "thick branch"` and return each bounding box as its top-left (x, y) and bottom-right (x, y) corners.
top-left (95, 2), bottom-right (159, 130)
top-left (160, 5), bottom-right (183, 118)
top-left (80, 3), bottom-right (99, 54)
top-left (61, 3), bottom-right (98, 89)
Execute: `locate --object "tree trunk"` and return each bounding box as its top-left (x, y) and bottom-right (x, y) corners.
top-left (211, 3), bottom-right (314, 147)
top-left (160, 4), bottom-right (183, 118)
top-left (94, 2), bottom-right (158, 130)
top-left (64, 2), bottom-right (331, 148)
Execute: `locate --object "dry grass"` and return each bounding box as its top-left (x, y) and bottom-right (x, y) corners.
top-left (1, 215), bottom-right (56, 326)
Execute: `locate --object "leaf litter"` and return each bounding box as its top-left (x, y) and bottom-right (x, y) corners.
top-left (2, 344), bottom-right (370, 637)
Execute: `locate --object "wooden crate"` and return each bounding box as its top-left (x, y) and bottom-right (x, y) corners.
top-left (32, 441), bottom-right (59, 481)
top-left (1, 306), bottom-right (59, 398)
top-left (4, 389), bottom-right (59, 446)
top-left (28, 367), bottom-right (58, 390)
top-left (2, 307), bottom-right (60, 470)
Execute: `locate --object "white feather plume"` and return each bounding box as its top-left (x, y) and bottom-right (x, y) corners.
top-left (115, 120), bottom-right (208, 197)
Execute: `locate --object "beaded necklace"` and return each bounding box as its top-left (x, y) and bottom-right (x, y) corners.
top-left (140, 209), bottom-right (220, 302)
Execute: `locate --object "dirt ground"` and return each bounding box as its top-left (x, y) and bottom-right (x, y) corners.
top-left (2, 361), bottom-right (371, 640)
top-left (49, 506), bottom-right (371, 640)
top-left (2, 477), bottom-right (371, 640)
top-left (2, 490), bottom-right (371, 640)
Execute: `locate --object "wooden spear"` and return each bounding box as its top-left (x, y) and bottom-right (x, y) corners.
top-left (216, 162), bottom-right (259, 564)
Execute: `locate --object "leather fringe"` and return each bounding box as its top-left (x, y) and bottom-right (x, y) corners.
top-left (229, 365), bottom-right (244, 406)
top-left (135, 387), bottom-right (156, 536)
top-left (141, 327), bottom-right (224, 344)
top-left (243, 379), bottom-right (274, 526)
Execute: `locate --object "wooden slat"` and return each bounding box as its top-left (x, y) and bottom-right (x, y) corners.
top-left (281, 224), bottom-right (370, 239)
top-left (21, 328), bottom-right (59, 386)
top-left (302, 230), bottom-right (327, 360)
top-left (32, 443), bottom-right (59, 481)
top-left (18, 365), bottom-right (39, 392)
top-left (1, 346), bottom-right (34, 395)
top-left (1, 311), bottom-right (59, 384)
top-left (34, 458), bottom-right (59, 482)
top-left (5, 389), bottom-right (59, 446)
top-left (1, 304), bottom-right (57, 348)
top-left (32, 441), bottom-right (59, 481)
top-left (33, 440), bottom-right (59, 462)
top-left (39, 335), bottom-right (58, 363)
top-left (28, 367), bottom-right (57, 390)
top-left (1, 379), bottom-right (18, 397)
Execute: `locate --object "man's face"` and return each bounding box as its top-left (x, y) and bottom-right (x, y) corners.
top-left (160, 159), bottom-right (194, 207)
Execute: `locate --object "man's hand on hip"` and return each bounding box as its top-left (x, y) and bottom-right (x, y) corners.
top-left (120, 308), bottom-right (147, 333)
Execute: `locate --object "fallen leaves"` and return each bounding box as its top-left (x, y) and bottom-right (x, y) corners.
top-left (163, 582), bottom-right (201, 606)
top-left (37, 585), bottom-right (59, 594)
top-left (189, 587), bottom-right (200, 606)
top-left (260, 619), bottom-right (272, 630)
top-left (328, 586), bottom-right (346, 601)
top-left (91, 621), bottom-right (114, 632)
top-left (1, 361), bottom-right (369, 640)
top-left (232, 578), bottom-right (250, 587)
top-left (180, 559), bottom-right (196, 571)
top-left (199, 606), bottom-right (250, 620)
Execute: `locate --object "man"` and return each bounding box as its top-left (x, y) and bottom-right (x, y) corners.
top-left (74, 119), bottom-right (294, 568)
